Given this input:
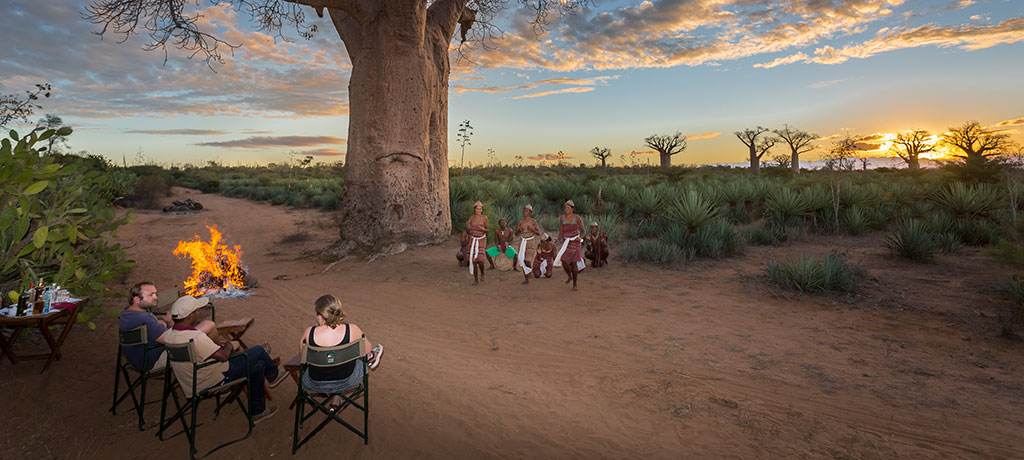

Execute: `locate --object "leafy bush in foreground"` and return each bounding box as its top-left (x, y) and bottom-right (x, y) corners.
top-left (766, 252), bottom-right (858, 293)
top-left (2, 128), bottom-right (134, 328)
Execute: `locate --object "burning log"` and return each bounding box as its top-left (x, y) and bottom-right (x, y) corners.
top-left (173, 226), bottom-right (254, 297)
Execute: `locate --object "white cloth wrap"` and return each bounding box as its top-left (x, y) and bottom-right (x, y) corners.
top-left (468, 235), bottom-right (485, 275)
top-left (539, 260), bottom-right (549, 276)
top-left (553, 234), bottom-right (584, 271)
top-left (518, 236), bottom-right (535, 275)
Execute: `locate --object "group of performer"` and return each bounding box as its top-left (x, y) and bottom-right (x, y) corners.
top-left (457, 200), bottom-right (610, 291)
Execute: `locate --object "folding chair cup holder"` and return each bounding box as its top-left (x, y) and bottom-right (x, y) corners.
top-left (158, 339), bottom-right (253, 460)
top-left (292, 335), bottom-right (371, 454)
top-left (111, 325), bottom-right (165, 430)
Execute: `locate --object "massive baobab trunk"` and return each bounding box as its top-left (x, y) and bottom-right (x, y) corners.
top-left (659, 153), bottom-right (672, 168)
top-left (747, 146), bottom-right (760, 175)
top-left (327, 0), bottom-right (470, 252)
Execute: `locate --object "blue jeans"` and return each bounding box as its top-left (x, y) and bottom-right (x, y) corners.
top-left (222, 346), bottom-right (278, 414)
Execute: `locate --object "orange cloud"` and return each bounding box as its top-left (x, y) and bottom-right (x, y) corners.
top-left (125, 129), bottom-right (229, 135)
top-left (996, 117), bottom-right (1024, 127)
top-left (302, 148), bottom-right (346, 156)
top-left (513, 87), bottom-right (595, 99)
top-left (197, 136), bottom-right (346, 148)
top-left (689, 131), bottom-right (722, 140)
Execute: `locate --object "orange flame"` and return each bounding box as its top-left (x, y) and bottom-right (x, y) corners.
top-left (173, 226), bottom-right (246, 296)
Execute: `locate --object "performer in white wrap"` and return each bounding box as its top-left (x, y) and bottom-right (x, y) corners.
top-left (515, 204), bottom-right (542, 284)
top-left (555, 200), bottom-right (587, 291)
top-left (465, 201), bottom-right (489, 286)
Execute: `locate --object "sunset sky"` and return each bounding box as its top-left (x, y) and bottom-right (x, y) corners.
top-left (1, 0), bottom-right (1022, 167)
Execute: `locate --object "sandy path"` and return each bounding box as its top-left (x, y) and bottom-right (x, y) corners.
top-left (2, 187), bottom-right (1022, 459)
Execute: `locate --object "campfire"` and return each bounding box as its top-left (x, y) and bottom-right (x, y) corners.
top-left (173, 225), bottom-right (254, 298)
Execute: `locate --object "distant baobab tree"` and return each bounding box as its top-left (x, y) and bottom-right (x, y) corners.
top-left (940, 121), bottom-right (1017, 168)
top-left (773, 125), bottom-right (818, 174)
top-left (889, 129), bottom-right (934, 170)
top-left (735, 127), bottom-right (777, 174)
top-left (590, 146), bottom-right (612, 170)
top-left (644, 132), bottom-right (687, 168)
top-left (85, 0), bottom-right (588, 256)
top-left (770, 153), bottom-right (791, 169)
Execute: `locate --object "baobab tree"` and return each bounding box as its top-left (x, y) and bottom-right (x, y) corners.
top-left (644, 132), bottom-right (687, 168)
top-left (773, 124), bottom-right (817, 174)
top-left (735, 127), bottom-right (777, 174)
top-left (85, 0), bottom-right (586, 255)
top-left (590, 146), bottom-right (612, 170)
top-left (888, 129), bottom-right (934, 170)
top-left (940, 121), bottom-right (1016, 167)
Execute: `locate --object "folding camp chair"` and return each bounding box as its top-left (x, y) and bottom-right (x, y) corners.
top-left (158, 339), bottom-right (252, 460)
top-left (292, 336), bottom-right (370, 454)
top-left (110, 325), bottom-right (165, 430)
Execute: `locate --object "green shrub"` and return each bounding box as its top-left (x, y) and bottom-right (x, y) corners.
top-left (1, 128), bottom-right (134, 329)
top-left (884, 219), bottom-right (936, 261)
top-left (766, 188), bottom-right (810, 229)
top-left (1002, 275), bottom-right (1024, 337)
top-left (934, 232), bottom-right (961, 254)
top-left (951, 218), bottom-right (1002, 246)
top-left (664, 191), bottom-right (719, 234)
top-left (988, 240), bottom-right (1024, 269)
top-left (766, 252), bottom-right (857, 293)
top-left (620, 239), bottom-right (680, 264)
top-left (627, 187), bottom-right (664, 224)
top-left (744, 223), bottom-right (786, 245)
top-left (842, 206), bottom-right (870, 235)
top-left (932, 182), bottom-right (1000, 219)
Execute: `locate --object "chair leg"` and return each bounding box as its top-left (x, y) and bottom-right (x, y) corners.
top-left (111, 355), bottom-right (121, 414)
top-left (138, 373), bottom-right (148, 430)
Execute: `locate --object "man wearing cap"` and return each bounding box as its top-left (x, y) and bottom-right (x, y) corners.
top-left (585, 222), bottom-right (610, 268)
top-left (555, 199), bottom-right (587, 290)
top-left (515, 205), bottom-right (541, 284)
top-left (465, 201), bottom-right (489, 285)
top-left (118, 282), bottom-right (217, 372)
top-left (162, 295), bottom-right (286, 423)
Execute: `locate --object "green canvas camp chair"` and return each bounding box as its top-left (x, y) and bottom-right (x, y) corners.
top-left (110, 325), bottom-right (164, 430)
top-left (158, 339), bottom-right (252, 460)
top-left (292, 336), bottom-right (370, 454)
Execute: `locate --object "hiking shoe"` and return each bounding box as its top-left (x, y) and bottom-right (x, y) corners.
top-left (268, 367), bottom-right (289, 389)
top-left (367, 344), bottom-right (383, 370)
top-left (253, 405), bottom-right (278, 424)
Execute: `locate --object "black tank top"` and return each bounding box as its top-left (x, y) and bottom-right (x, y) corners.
top-left (307, 324), bottom-right (355, 381)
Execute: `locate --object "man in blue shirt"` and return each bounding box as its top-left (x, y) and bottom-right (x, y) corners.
top-left (118, 282), bottom-right (217, 371)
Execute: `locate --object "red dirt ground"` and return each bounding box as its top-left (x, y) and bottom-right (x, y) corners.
top-left (2, 187), bottom-right (1022, 459)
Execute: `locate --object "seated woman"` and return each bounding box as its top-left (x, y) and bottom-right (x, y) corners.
top-left (299, 294), bottom-right (383, 412)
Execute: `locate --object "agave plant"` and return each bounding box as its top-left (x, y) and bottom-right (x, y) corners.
top-left (664, 191), bottom-right (719, 234)
top-left (766, 252), bottom-right (857, 293)
top-left (951, 217), bottom-right (1002, 246)
top-left (620, 239), bottom-right (681, 264)
top-left (842, 206), bottom-right (870, 235)
top-left (884, 219), bottom-right (936, 261)
top-left (766, 255), bottom-right (824, 292)
top-left (932, 182), bottom-right (1001, 219)
top-left (628, 187), bottom-right (665, 225)
top-left (766, 188), bottom-right (810, 228)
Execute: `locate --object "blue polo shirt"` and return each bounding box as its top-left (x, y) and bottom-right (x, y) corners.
top-left (118, 309), bottom-right (166, 371)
